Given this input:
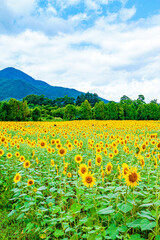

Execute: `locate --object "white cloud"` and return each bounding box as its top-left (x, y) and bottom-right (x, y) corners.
top-left (0, 4), bottom-right (160, 102)
top-left (119, 6), bottom-right (136, 21)
top-left (6, 0), bottom-right (36, 16)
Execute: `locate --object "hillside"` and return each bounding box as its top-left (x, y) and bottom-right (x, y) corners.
top-left (0, 67), bottom-right (108, 103)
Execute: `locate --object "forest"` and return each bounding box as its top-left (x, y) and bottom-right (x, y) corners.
top-left (0, 93), bottom-right (159, 121)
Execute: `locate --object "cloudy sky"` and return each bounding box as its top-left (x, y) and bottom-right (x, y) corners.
top-left (0, 0), bottom-right (160, 102)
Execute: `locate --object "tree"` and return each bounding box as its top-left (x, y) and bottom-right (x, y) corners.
top-left (64, 104), bottom-right (77, 120)
top-left (120, 95), bottom-right (132, 104)
top-left (118, 104), bottom-right (124, 120)
top-left (137, 104), bottom-right (147, 120)
top-left (0, 101), bottom-right (10, 121)
top-left (76, 92), bottom-right (100, 107)
top-left (108, 101), bottom-right (118, 120)
top-left (79, 100), bottom-right (92, 120)
top-left (94, 101), bottom-right (105, 120)
top-left (147, 103), bottom-right (159, 120)
top-left (32, 107), bottom-right (41, 121)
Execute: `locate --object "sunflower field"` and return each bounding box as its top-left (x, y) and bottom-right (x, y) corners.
top-left (0, 120), bottom-right (160, 240)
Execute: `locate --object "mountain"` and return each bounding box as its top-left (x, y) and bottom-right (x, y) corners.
top-left (0, 67), bottom-right (108, 103)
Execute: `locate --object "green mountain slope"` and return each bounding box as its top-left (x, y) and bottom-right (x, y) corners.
top-left (0, 67), bottom-right (108, 103)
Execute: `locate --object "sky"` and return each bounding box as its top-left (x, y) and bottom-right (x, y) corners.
top-left (0, 0), bottom-right (160, 102)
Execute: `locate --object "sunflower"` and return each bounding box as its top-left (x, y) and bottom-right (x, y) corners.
top-left (67, 172), bottom-right (72, 178)
top-left (55, 139), bottom-right (60, 144)
top-left (106, 162), bottom-right (113, 175)
top-left (156, 142), bottom-right (160, 150)
top-left (125, 167), bottom-right (141, 188)
top-left (139, 156), bottom-right (145, 169)
top-left (27, 179), bottom-right (34, 186)
top-left (82, 172), bottom-right (96, 188)
top-left (96, 155), bottom-right (102, 166)
top-left (108, 153), bottom-right (114, 159)
top-left (51, 139), bottom-right (55, 145)
top-left (58, 148), bottom-right (67, 157)
top-left (36, 157), bottom-right (39, 164)
top-left (154, 158), bottom-right (158, 168)
top-left (141, 143), bottom-right (146, 152)
top-left (56, 143), bottom-right (62, 149)
top-left (51, 159), bottom-right (55, 167)
top-left (19, 155), bottom-right (25, 162)
top-left (88, 159), bottom-right (92, 169)
top-left (23, 160), bottom-right (31, 168)
top-left (117, 165), bottom-right (121, 179)
top-left (15, 152), bottom-right (20, 158)
top-left (103, 149), bottom-right (107, 155)
top-left (96, 147), bottom-right (101, 154)
top-left (122, 163), bottom-right (130, 178)
top-left (74, 139), bottom-right (78, 145)
top-left (78, 164), bottom-right (88, 176)
top-left (7, 153), bottom-right (12, 158)
top-left (135, 146), bottom-right (141, 155)
top-left (114, 148), bottom-right (119, 155)
top-left (47, 147), bottom-right (52, 153)
top-left (101, 170), bottom-right (105, 182)
top-left (75, 155), bottom-right (82, 163)
top-left (40, 140), bottom-right (46, 148)
top-left (14, 173), bottom-right (21, 183)
top-left (0, 149), bottom-right (4, 157)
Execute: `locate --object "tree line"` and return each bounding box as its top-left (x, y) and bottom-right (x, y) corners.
top-left (0, 93), bottom-right (160, 121)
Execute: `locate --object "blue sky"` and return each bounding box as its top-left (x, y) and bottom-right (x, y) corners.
top-left (0, 0), bottom-right (160, 102)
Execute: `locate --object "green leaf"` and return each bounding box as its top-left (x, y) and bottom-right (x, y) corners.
top-left (38, 186), bottom-right (47, 191)
top-left (118, 225), bottom-right (127, 233)
top-left (8, 210), bottom-right (16, 217)
top-left (129, 234), bottom-right (145, 240)
top-left (97, 206), bottom-right (115, 215)
top-left (106, 223), bottom-right (119, 240)
top-left (127, 219), bottom-right (142, 228)
top-left (50, 187), bottom-right (57, 192)
top-left (155, 236), bottom-right (160, 240)
top-left (17, 213), bottom-right (25, 220)
top-left (139, 219), bottom-right (156, 231)
top-left (137, 212), bottom-right (155, 221)
top-left (71, 203), bottom-right (82, 213)
top-left (118, 203), bottom-right (133, 213)
top-left (154, 200), bottom-right (160, 206)
top-left (140, 203), bottom-right (153, 207)
top-left (54, 229), bottom-right (64, 237)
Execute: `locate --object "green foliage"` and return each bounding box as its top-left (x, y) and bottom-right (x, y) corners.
top-left (23, 94), bottom-right (55, 106)
top-left (54, 95), bottom-right (75, 108)
top-left (79, 100), bottom-right (92, 119)
top-left (93, 101), bottom-right (106, 120)
top-left (1, 93), bottom-right (160, 121)
top-left (76, 92), bottom-right (101, 107)
top-left (32, 107), bottom-right (41, 121)
top-left (64, 104), bottom-right (77, 120)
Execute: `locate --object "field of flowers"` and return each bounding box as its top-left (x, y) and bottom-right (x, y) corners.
top-left (0, 120), bottom-right (160, 240)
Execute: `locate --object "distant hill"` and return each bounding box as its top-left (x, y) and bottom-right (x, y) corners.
top-left (0, 67), bottom-right (108, 103)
